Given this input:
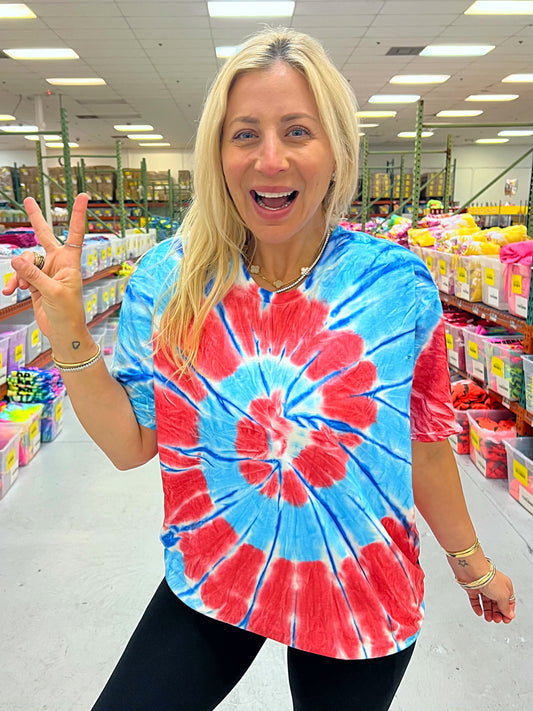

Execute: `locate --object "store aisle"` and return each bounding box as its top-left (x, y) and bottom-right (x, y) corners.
top-left (0, 395), bottom-right (531, 711)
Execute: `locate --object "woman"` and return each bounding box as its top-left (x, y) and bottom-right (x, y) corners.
top-left (5, 27), bottom-right (515, 711)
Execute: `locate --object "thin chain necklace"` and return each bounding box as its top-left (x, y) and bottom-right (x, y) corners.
top-left (248, 226), bottom-right (334, 294)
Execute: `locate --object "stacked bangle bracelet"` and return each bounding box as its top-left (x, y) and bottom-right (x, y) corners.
top-left (445, 537), bottom-right (480, 558)
top-left (52, 344), bottom-right (102, 372)
top-left (456, 558), bottom-right (496, 590)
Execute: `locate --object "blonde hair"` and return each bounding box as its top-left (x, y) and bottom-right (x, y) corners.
top-left (157, 27), bottom-right (360, 371)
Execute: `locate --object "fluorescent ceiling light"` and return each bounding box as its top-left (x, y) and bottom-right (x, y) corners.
top-left (25, 134), bottom-right (62, 141)
top-left (358, 132), bottom-right (365, 136)
top-left (420, 45), bottom-right (494, 57)
top-left (475, 138), bottom-right (509, 144)
top-left (0, 4), bottom-right (36, 19)
top-left (114, 124), bottom-right (153, 131)
top-left (502, 74), bottom-right (533, 82)
top-left (0, 114), bottom-right (15, 121)
top-left (390, 75), bottom-right (450, 84)
top-left (46, 77), bottom-right (106, 86)
top-left (465, 1), bottom-right (533, 14)
top-left (216, 45), bottom-right (241, 58)
top-left (356, 111), bottom-right (397, 118)
top-left (3, 47), bottom-right (79, 60)
top-left (208, 1), bottom-right (294, 17)
top-left (127, 134), bottom-right (163, 140)
top-left (46, 142), bottom-right (79, 148)
top-left (436, 110), bottom-right (483, 117)
top-left (0, 124), bottom-right (38, 132)
top-left (398, 131), bottom-right (434, 138)
top-left (466, 94), bottom-right (518, 101)
top-left (369, 94), bottom-right (420, 103)
top-left (358, 123), bottom-right (379, 128)
top-left (138, 142), bottom-right (171, 147)
top-left (498, 130), bottom-right (533, 136)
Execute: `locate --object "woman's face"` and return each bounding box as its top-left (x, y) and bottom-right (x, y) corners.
top-left (221, 62), bottom-right (335, 248)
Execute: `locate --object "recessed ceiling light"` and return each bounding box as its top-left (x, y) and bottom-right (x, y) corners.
top-left (208, 1), bottom-right (294, 17)
top-left (0, 114), bottom-right (16, 121)
top-left (420, 45), bottom-right (494, 57)
top-left (114, 124), bottom-right (153, 131)
top-left (466, 94), bottom-right (519, 101)
top-left (215, 46), bottom-right (242, 58)
top-left (0, 124), bottom-right (38, 132)
top-left (138, 142), bottom-right (171, 147)
top-left (46, 142), bottom-right (79, 148)
top-left (3, 47), bottom-right (79, 60)
top-left (475, 138), bottom-right (509, 144)
top-left (436, 110), bottom-right (484, 117)
top-left (46, 78), bottom-right (106, 86)
top-left (25, 134), bottom-right (62, 141)
top-left (358, 123), bottom-right (379, 128)
top-left (498, 130), bottom-right (533, 136)
top-left (390, 75), bottom-right (450, 84)
top-left (398, 131), bottom-right (435, 138)
top-left (127, 134), bottom-right (163, 140)
top-left (0, 4), bottom-right (36, 19)
top-left (465, 1), bottom-right (533, 14)
top-left (369, 94), bottom-right (420, 104)
top-left (502, 74), bottom-right (533, 82)
top-left (356, 111), bottom-right (397, 118)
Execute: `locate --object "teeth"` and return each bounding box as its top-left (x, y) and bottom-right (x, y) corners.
top-left (255, 190), bottom-right (293, 198)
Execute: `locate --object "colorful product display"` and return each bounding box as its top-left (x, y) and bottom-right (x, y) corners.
top-left (0, 402), bottom-right (43, 465)
top-left (450, 379), bottom-right (495, 455)
top-left (466, 410), bottom-right (516, 479)
top-left (502, 437), bottom-right (533, 515)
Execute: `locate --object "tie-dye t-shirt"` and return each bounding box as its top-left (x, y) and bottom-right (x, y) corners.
top-left (112, 226), bottom-right (458, 660)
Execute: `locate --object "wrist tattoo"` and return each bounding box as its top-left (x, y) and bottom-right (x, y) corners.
top-left (72, 340), bottom-right (80, 350)
top-left (457, 558), bottom-right (469, 568)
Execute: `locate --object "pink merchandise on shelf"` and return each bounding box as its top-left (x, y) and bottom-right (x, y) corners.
top-left (503, 438), bottom-right (533, 515)
top-left (507, 263), bottom-right (531, 319)
top-left (466, 409), bottom-right (516, 479)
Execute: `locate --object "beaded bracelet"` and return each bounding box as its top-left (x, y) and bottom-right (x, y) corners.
top-left (445, 537), bottom-right (480, 559)
top-left (456, 558), bottom-right (496, 590)
top-left (52, 344), bottom-right (102, 372)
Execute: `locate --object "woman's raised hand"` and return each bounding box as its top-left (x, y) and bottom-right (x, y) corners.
top-left (3, 193), bottom-right (90, 340)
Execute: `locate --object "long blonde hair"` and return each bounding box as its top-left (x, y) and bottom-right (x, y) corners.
top-left (157, 27), bottom-right (360, 371)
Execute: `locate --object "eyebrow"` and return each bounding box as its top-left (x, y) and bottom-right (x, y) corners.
top-left (227, 112), bottom-right (319, 127)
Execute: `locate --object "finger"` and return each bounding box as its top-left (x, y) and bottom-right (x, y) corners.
top-left (481, 596), bottom-right (494, 622)
top-left (3, 250), bottom-right (39, 294)
top-left (10, 255), bottom-right (52, 294)
top-left (23, 197), bottom-right (61, 251)
top-left (467, 591), bottom-right (483, 617)
top-left (65, 193), bottom-right (89, 249)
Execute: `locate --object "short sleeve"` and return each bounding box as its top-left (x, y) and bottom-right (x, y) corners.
top-left (410, 260), bottom-right (461, 442)
top-left (111, 253), bottom-right (157, 429)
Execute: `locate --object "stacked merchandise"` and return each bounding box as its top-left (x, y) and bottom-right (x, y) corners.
top-left (502, 437), bottom-right (533, 515)
top-left (466, 409), bottom-right (516, 479)
top-left (450, 378), bottom-right (495, 455)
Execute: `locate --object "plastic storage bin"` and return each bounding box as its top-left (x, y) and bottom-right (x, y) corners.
top-left (40, 391), bottom-right (65, 442)
top-left (0, 425), bottom-right (20, 500)
top-left (0, 258), bottom-right (17, 309)
top-left (445, 322), bottom-right (466, 370)
top-left (82, 286), bottom-right (98, 323)
top-left (3, 311), bottom-right (42, 364)
top-left (420, 247), bottom-right (438, 285)
top-left (522, 354), bottom-right (533, 414)
top-left (466, 409), bottom-right (516, 479)
top-left (0, 324), bottom-right (28, 374)
top-left (480, 256), bottom-right (508, 311)
top-left (502, 437), bottom-right (533, 515)
top-left (463, 326), bottom-right (521, 385)
top-left (449, 408), bottom-right (470, 455)
top-left (508, 263), bottom-right (531, 319)
top-left (487, 339), bottom-right (523, 401)
top-left (0, 335), bottom-right (9, 386)
top-left (80, 243), bottom-right (98, 279)
top-left (436, 252), bottom-right (455, 295)
top-left (94, 282), bottom-right (111, 314)
top-left (455, 256), bottom-right (482, 302)
top-left (0, 403), bottom-right (43, 465)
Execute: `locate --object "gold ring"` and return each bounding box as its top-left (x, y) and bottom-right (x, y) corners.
top-left (33, 253), bottom-right (46, 270)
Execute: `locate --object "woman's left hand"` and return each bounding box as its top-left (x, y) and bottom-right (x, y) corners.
top-left (465, 569), bottom-right (516, 624)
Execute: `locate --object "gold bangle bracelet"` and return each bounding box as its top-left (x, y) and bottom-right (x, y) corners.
top-left (445, 538), bottom-right (480, 558)
top-left (52, 343), bottom-right (101, 371)
top-left (456, 559), bottom-right (496, 590)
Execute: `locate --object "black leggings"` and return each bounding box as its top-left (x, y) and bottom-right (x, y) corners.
top-left (91, 579), bottom-right (415, 711)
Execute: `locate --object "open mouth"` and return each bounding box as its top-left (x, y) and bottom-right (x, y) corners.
top-left (251, 189), bottom-right (298, 211)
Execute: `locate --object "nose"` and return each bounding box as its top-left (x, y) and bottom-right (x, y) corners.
top-left (254, 133), bottom-right (289, 176)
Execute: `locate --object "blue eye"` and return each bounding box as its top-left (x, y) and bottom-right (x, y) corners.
top-left (289, 126), bottom-right (310, 137)
top-left (234, 130), bottom-right (256, 140)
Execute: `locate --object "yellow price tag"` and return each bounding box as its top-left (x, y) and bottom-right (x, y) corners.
top-left (485, 268), bottom-right (495, 286)
top-left (86, 301), bottom-right (92, 314)
top-left (92, 295), bottom-right (97, 309)
top-left (14, 344), bottom-right (23, 362)
top-left (120, 284), bottom-right (125, 296)
top-left (512, 274), bottom-right (522, 294)
top-left (108, 247), bottom-right (112, 258)
top-left (4, 271), bottom-right (13, 287)
top-left (110, 286), bottom-right (116, 300)
top-left (6, 448), bottom-right (15, 472)
top-left (101, 248), bottom-right (106, 260)
top-left (471, 429), bottom-right (480, 451)
top-left (30, 422), bottom-right (38, 440)
top-left (513, 459), bottom-right (528, 486)
top-left (103, 291), bottom-right (109, 305)
top-left (492, 357), bottom-right (504, 378)
top-left (88, 254), bottom-right (93, 266)
top-left (445, 333), bottom-right (453, 350)
top-left (458, 267), bottom-right (467, 283)
top-left (426, 256), bottom-right (433, 270)
top-left (0, 353), bottom-right (2, 369)
top-left (55, 401), bottom-right (63, 422)
top-left (439, 259), bottom-right (446, 276)
top-left (468, 341), bottom-right (478, 359)
top-left (31, 329), bottom-right (39, 347)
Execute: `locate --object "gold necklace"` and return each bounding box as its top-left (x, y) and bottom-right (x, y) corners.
top-left (248, 226), bottom-right (333, 294)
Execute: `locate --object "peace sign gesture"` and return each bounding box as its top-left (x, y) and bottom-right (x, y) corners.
top-left (3, 193), bottom-right (91, 342)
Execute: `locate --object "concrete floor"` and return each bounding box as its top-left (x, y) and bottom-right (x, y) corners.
top-left (1, 396), bottom-right (531, 711)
